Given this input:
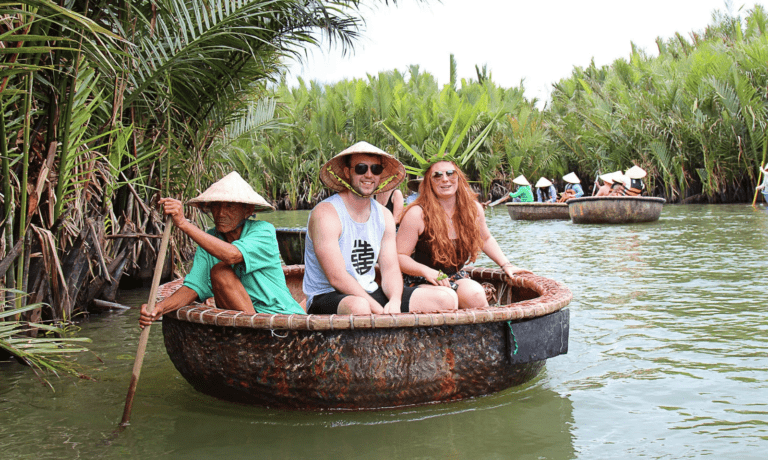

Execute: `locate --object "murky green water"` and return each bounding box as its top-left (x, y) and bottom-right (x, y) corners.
top-left (2, 204), bottom-right (768, 459)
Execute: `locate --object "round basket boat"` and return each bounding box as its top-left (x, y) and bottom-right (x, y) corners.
top-left (274, 227), bottom-right (306, 265)
top-left (159, 266), bottom-right (572, 411)
top-left (506, 202), bottom-right (570, 221)
top-left (568, 196), bottom-right (665, 224)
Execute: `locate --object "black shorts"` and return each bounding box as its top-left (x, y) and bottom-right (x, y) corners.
top-left (307, 286), bottom-right (416, 315)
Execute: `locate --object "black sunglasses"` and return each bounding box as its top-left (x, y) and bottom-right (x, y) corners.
top-left (432, 169), bottom-right (456, 179)
top-left (354, 163), bottom-right (384, 175)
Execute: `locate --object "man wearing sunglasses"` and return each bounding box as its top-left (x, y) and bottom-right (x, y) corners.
top-left (303, 142), bottom-right (458, 315)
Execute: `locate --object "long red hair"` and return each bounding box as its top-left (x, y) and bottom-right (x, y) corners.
top-left (406, 162), bottom-right (483, 269)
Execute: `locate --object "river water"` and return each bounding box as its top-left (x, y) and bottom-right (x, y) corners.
top-left (2, 203), bottom-right (768, 459)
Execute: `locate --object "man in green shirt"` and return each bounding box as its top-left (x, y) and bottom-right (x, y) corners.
top-left (484, 175), bottom-right (533, 206)
top-left (139, 172), bottom-right (304, 328)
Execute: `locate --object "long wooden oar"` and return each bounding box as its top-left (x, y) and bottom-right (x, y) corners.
top-left (488, 195), bottom-right (508, 207)
top-left (119, 216), bottom-right (172, 427)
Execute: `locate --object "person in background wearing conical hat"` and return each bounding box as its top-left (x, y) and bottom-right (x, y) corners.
top-left (624, 165), bottom-right (647, 196)
top-left (139, 172), bottom-right (304, 328)
top-left (535, 177), bottom-right (558, 203)
top-left (303, 142), bottom-right (457, 315)
top-left (557, 172), bottom-right (584, 202)
top-left (484, 175), bottom-right (533, 206)
top-left (595, 173), bottom-right (614, 197)
top-left (405, 177), bottom-right (422, 206)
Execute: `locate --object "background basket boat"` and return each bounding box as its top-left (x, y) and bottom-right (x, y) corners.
top-left (158, 266), bottom-right (572, 410)
top-left (506, 202), bottom-right (570, 220)
top-left (568, 196), bottom-right (665, 224)
top-left (274, 227), bottom-right (307, 265)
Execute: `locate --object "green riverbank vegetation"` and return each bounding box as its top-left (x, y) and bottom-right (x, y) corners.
top-left (228, 4), bottom-right (768, 208)
top-left (0, 0), bottom-right (372, 369)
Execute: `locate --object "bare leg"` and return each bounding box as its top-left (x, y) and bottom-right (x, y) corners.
top-left (455, 279), bottom-right (489, 309)
top-left (210, 262), bottom-right (256, 313)
top-left (338, 296), bottom-right (374, 315)
top-left (409, 285), bottom-right (458, 312)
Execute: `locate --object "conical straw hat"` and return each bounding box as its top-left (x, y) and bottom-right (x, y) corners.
top-left (188, 171), bottom-right (274, 212)
top-left (407, 177), bottom-right (423, 193)
top-left (320, 141), bottom-right (405, 194)
top-left (625, 165), bottom-right (647, 179)
top-left (612, 171), bottom-right (629, 186)
top-left (599, 173), bottom-right (614, 184)
top-left (535, 177), bottom-right (553, 188)
top-left (563, 172), bottom-right (580, 184)
top-left (512, 175), bottom-right (530, 186)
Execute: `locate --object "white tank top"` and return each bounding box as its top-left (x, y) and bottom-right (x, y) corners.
top-left (303, 194), bottom-right (385, 308)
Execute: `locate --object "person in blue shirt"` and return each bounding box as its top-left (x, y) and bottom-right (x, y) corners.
top-left (405, 177), bottom-right (422, 206)
top-left (558, 172), bottom-right (584, 202)
top-left (139, 171), bottom-right (304, 328)
top-left (535, 177), bottom-right (557, 203)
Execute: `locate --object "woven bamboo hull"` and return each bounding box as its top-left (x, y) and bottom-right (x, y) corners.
top-left (275, 228), bottom-right (306, 265)
top-left (568, 196), bottom-right (665, 224)
top-left (506, 202), bottom-right (570, 220)
top-left (160, 266), bottom-right (572, 410)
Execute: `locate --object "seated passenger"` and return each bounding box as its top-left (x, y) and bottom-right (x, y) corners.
top-left (625, 165), bottom-right (647, 196)
top-left (139, 172), bottom-right (304, 328)
top-left (405, 177), bottom-right (422, 205)
top-left (374, 186), bottom-right (404, 224)
top-left (757, 164), bottom-right (768, 203)
top-left (397, 160), bottom-right (532, 310)
top-left (488, 175), bottom-right (533, 206)
top-left (558, 172), bottom-right (584, 202)
top-left (608, 171), bottom-right (628, 196)
top-left (535, 177), bottom-right (557, 203)
top-left (595, 173), bottom-right (614, 197)
top-left (303, 142), bottom-right (457, 315)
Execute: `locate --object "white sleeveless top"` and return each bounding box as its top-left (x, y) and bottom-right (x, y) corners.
top-left (303, 194), bottom-right (385, 309)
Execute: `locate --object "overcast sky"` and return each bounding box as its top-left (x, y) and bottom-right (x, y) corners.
top-left (287, 0), bottom-right (760, 103)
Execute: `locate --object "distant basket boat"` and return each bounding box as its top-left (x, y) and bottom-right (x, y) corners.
top-left (275, 227), bottom-right (306, 265)
top-left (159, 265), bottom-right (572, 410)
top-left (568, 196), bottom-right (665, 224)
top-left (506, 202), bottom-right (570, 220)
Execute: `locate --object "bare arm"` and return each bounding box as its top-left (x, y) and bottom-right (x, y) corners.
top-left (139, 285), bottom-right (198, 328)
top-left (391, 189), bottom-right (405, 224)
top-left (159, 198), bottom-right (243, 264)
top-left (476, 202), bottom-right (531, 277)
top-left (396, 206), bottom-right (451, 288)
top-left (309, 202), bottom-right (384, 313)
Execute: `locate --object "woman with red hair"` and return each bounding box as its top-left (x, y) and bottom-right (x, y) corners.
top-left (396, 160), bottom-right (531, 310)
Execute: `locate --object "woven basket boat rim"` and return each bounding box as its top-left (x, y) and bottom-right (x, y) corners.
top-left (567, 196), bottom-right (666, 204)
top-left (505, 202), bottom-right (569, 207)
top-left (160, 266), bottom-right (572, 331)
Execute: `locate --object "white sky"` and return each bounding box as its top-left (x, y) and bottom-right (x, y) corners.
top-left (287, 0), bottom-right (760, 104)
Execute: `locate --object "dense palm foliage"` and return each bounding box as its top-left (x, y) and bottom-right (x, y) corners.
top-left (547, 6), bottom-right (768, 202)
top-left (227, 5), bottom-right (768, 207)
top-left (0, 0), bottom-right (373, 370)
top-left (238, 61), bottom-right (548, 208)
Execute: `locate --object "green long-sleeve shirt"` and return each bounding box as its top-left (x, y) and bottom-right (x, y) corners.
top-left (510, 185), bottom-right (534, 202)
